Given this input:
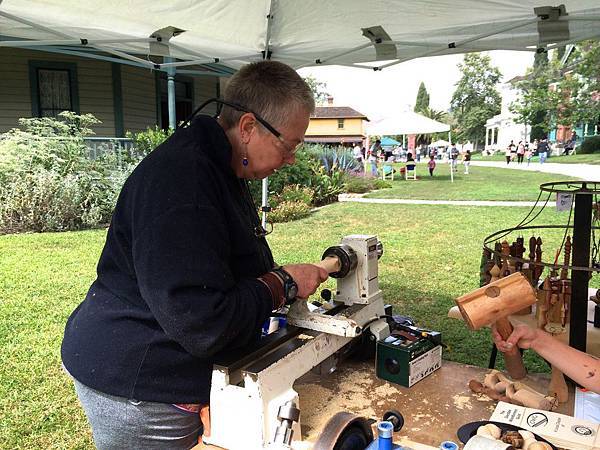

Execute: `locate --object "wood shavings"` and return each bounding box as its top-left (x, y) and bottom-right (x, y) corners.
top-left (452, 394), bottom-right (473, 410)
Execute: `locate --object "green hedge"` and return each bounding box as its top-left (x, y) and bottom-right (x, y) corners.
top-left (579, 136), bottom-right (600, 154)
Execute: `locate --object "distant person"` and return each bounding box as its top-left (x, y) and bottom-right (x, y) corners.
top-left (370, 139), bottom-right (382, 158)
top-left (508, 140), bottom-right (516, 160)
top-left (565, 131), bottom-right (577, 155)
top-left (406, 153), bottom-right (416, 175)
top-left (504, 145), bottom-right (512, 165)
top-left (463, 149), bottom-right (471, 174)
top-left (384, 144), bottom-right (393, 161)
top-left (368, 149), bottom-right (378, 177)
top-left (450, 144), bottom-right (459, 172)
top-left (537, 137), bottom-right (549, 164)
top-left (525, 145), bottom-right (533, 166)
top-left (427, 155), bottom-right (436, 176)
top-left (516, 141), bottom-right (525, 164)
top-left (353, 143), bottom-right (363, 169)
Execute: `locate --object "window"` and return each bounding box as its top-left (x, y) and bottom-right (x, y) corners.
top-left (29, 61), bottom-right (79, 118)
top-left (337, 118), bottom-right (345, 129)
top-left (38, 69), bottom-right (72, 117)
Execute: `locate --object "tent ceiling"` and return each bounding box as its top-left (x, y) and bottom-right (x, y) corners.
top-left (0, 1), bottom-right (599, 72)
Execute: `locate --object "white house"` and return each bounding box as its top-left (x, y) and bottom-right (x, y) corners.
top-left (484, 82), bottom-right (530, 153)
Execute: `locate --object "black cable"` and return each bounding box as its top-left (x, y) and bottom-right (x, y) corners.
top-left (484, 190), bottom-right (552, 246)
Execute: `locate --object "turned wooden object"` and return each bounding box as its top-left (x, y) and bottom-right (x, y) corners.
top-left (456, 272), bottom-right (536, 380)
top-left (506, 383), bottom-right (556, 411)
top-left (315, 256), bottom-right (341, 274)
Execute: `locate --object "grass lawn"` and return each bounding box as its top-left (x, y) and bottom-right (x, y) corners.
top-left (3, 197), bottom-right (599, 448)
top-left (471, 152), bottom-right (600, 165)
top-left (365, 163), bottom-right (571, 201)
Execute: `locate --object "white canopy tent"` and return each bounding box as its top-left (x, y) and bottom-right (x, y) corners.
top-left (1, 1), bottom-right (599, 71)
top-left (367, 111), bottom-right (451, 136)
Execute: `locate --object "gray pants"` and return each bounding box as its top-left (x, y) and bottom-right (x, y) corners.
top-left (72, 377), bottom-right (202, 449)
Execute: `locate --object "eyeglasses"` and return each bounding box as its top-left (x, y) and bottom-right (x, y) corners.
top-left (181, 97), bottom-right (301, 156)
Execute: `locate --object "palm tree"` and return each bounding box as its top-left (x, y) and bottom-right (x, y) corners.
top-left (415, 106), bottom-right (449, 146)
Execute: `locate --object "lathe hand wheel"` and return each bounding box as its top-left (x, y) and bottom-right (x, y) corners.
top-left (313, 412), bottom-right (373, 450)
top-left (382, 409), bottom-right (404, 432)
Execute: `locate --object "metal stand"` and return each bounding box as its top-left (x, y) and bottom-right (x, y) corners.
top-left (570, 185), bottom-right (593, 352)
top-left (482, 181), bottom-right (600, 354)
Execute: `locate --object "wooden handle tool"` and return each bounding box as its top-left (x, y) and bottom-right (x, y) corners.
top-left (495, 316), bottom-right (527, 380)
top-left (455, 272), bottom-right (536, 380)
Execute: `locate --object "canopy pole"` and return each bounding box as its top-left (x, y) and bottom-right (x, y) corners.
top-left (261, 0), bottom-right (275, 229)
top-left (165, 57), bottom-right (177, 129)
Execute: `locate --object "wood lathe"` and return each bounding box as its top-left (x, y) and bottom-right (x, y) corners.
top-left (204, 235), bottom-right (392, 450)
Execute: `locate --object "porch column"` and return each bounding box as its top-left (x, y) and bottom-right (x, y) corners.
top-left (165, 56), bottom-right (177, 129)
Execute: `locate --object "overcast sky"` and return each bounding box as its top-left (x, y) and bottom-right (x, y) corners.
top-left (298, 50), bottom-right (534, 123)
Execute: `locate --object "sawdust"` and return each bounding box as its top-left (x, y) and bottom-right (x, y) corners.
top-left (374, 383), bottom-right (402, 397)
top-left (452, 394), bottom-right (474, 410)
top-left (295, 369), bottom-right (381, 440)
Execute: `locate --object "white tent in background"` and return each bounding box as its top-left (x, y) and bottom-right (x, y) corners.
top-left (367, 111), bottom-right (450, 136)
top-left (430, 139), bottom-right (451, 148)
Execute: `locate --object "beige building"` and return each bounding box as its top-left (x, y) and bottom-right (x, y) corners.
top-left (0, 48), bottom-right (229, 137)
top-left (305, 98), bottom-right (369, 146)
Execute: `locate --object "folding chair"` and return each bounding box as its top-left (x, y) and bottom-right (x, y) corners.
top-left (405, 163), bottom-right (416, 180)
top-left (381, 163), bottom-right (394, 181)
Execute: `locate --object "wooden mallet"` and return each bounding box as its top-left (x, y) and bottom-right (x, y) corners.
top-left (455, 272), bottom-right (537, 380)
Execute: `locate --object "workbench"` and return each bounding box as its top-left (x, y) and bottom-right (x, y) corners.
top-left (295, 359), bottom-right (571, 448)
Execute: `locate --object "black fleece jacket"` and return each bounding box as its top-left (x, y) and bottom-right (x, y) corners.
top-left (61, 116), bottom-right (274, 404)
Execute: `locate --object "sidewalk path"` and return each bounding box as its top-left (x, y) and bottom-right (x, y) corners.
top-left (338, 195), bottom-right (538, 207)
top-left (470, 161), bottom-right (599, 180)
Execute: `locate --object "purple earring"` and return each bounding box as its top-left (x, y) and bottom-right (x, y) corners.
top-left (242, 156), bottom-right (249, 166)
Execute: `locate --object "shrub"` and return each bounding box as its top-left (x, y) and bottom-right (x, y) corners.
top-left (309, 164), bottom-right (347, 206)
top-left (0, 170), bottom-right (114, 233)
top-left (269, 201), bottom-right (311, 223)
top-left (126, 126), bottom-right (173, 158)
top-left (305, 144), bottom-right (361, 173)
top-left (373, 179), bottom-right (392, 189)
top-left (345, 176), bottom-right (391, 194)
top-left (346, 176), bottom-right (373, 193)
top-left (276, 185), bottom-right (313, 205)
top-left (579, 136), bottom-right (600, 154)
top-left (0, 112), bottom-right (138, 234)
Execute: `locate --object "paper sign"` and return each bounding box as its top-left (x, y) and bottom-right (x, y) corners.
top-left (557, 193), bottom-right (573, 212)
top-left (491, 401), bottom-right (600, 449)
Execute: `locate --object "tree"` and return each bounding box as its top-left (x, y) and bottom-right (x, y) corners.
top-left (450, 53), bottom-right (502, 148)
top-left (302, 75), bottom-right (330, 105)
top-left (559, 41), bottom-right (600, 127)
top-left (414, 82), bottom-right (430, 113)
top-left (510, 41), bottom-right (600, 140)
top-left (510, 52), bottom-right (560, 139)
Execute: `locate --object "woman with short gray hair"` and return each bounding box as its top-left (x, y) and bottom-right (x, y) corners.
top-left (61, 60), bottom-right (328, 449)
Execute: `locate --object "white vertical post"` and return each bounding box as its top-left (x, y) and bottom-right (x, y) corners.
top-left (165, 57), bottom-right (177, 129)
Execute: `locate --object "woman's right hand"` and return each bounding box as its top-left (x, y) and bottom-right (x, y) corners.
top-left (491, 323), bottom-right (541, 353)
top-left (282, 263), bottom-right (329, 299)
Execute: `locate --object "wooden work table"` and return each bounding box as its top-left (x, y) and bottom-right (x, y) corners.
top-left (295, 359), bottom-right (572, 448)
